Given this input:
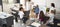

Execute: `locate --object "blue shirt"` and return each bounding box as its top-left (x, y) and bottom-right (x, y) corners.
top-left (34, 7), bottom-right (39, 14)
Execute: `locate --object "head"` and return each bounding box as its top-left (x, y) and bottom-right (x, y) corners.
top-left (19, 7), bottom-right (24, 11)
top-left (20, 4), bottom-right (23, 6)
top-left (28, 0), bottom-right (31, 2)
top-left (33, 6), bottom-right (36, 8)
top-left (36, 5), bottom-right (39, 7)
top-left (51, 3), bottom-right (55, 8)
top-left (40, 11), bottom-right (44, 17)
top-left (46, 8), bottom-right (50, 12)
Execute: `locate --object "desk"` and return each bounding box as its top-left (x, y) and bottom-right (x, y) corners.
top-left (0, 12), bottom-right (14, 27)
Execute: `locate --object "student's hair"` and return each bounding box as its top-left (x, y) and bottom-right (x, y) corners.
top-left (46, 8), bottom-right (50, 12)
top-left (28, 0), bottom-right (31, 2)
top-left (36, 5), bottom-right (39, 7)
top-left (39, 11), bottom-right (45, 17)
top-left (20, 4), bottom-right (23, 6)
top-left (51, 3), bottom-right (55, 8)
top-left (19, 7), bottom-right (23, 11)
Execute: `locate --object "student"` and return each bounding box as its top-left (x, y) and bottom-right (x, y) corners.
top-left (18, 7), bottom-right (24, 20)
top-left (43, 8), bottom-right (50, 24)
top-left (45, 10), bottom-right (54, 25)
top-left (50, 3), bottom-right (56, 15)
top-left (39, 11), bottom-right (45, 24)
top-left (50, 3), bottom-right (57, 27)
top-left (34, 5), bottom-right (39, 18)
top-left (29, 8), bottom-right (36, 21)
top-left (18, 7), bottom-right (29, 24)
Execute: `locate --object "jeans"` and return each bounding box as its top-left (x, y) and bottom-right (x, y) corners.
top-left (22, 17), bottom-right (29, 24)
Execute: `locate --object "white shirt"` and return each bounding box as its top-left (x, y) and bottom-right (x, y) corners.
top-left (18, 11), bottom-right (24, 19)
top-left (48, 13), bottom-right (54, 23)
top-left (49, 7), bottom-right (55, 13)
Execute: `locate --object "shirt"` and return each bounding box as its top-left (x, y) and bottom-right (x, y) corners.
top-left (48, 13), bottom-right (54, 23)
top-left (18, 11), bottom-right (24, 19)
top-left (29, 11), bottom-right (36, 18)
top-left (49, 7), bottom-right (55, 13)
top-left (34, 7), bottom-right (39, 14)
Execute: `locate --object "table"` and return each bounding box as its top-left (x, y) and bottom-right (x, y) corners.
top-left (0, 12), bottom-right (14, 27)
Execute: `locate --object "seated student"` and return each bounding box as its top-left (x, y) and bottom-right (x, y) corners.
top-left (18, 7), bottom-right (24, 20)
top-left (29, 8), bottom-right (36, 21)
top-left (39, 11), bottom-right (45, 24)
top-left (18, 8), bottom-right (29, 24)
top-left (43, 8), bottom-right (50, 24)
top-left (45, 10), bottom-right (54, 24)
top-left (39, 11), bottom-right (50, 24)
top-left (18, 7), bottom-right (28, 25)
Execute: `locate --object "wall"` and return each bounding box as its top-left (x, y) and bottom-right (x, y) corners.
top-left (2, 0), bottom-right (20, 13)
top-left (1, 0), bottom-right (60, 14)
top-left (32, 0), bottom-right (46, 6)
top-left (32, 0), bottom-right (46, 14)
top-left (3, 3), bottom-right (19, 13)
top-left (46, 0), bottom-right (60, 8)
top-left (46, 0), bottom-right (60, 13)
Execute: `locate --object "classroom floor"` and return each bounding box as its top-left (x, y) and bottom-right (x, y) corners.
top-left (13, 20), bottom-right (26, 27)
top-left (13, 19), bottom-right (48, 27)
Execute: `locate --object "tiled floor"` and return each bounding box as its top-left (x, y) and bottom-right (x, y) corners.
top-left (13, 19), bottom-right (49, 27)
top-left (13, 20), bottom-right (26, 27)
